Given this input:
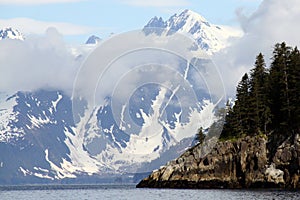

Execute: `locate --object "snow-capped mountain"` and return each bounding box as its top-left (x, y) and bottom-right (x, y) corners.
top-left (144, 9), bottom-right (242, 54)
top-left (85, 35), bottom-right (101, 45)
top-left (0, 10), bottom-right (229, 184)
top-left (0, 27), bottom-right (24, 41)
top-left (0, 88), bottom-right (214, 183)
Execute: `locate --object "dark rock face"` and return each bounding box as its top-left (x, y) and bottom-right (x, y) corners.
top-left (137, 135), bottom-right (300, 189)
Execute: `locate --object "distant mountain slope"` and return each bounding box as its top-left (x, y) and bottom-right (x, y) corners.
top-left (0, 91), bottom-right (111, 184)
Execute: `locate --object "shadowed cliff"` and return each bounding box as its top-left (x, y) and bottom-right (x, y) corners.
top-left (137, 134), bottom-right (300, 189)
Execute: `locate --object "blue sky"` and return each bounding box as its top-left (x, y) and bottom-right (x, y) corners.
top-left (0, 0), bottom-right (263, 43)
top-left (1, 0), bottom-right (300, 97)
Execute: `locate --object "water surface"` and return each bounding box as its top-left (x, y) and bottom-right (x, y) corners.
top-left (0, 184), bottom-right (299, 200)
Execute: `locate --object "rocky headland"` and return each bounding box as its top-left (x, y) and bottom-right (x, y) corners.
top-left (137, 134), bottom-right (300, 189)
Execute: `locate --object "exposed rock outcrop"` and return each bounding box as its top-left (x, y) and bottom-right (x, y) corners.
top-left (137, 134), bottom-right (300, 189)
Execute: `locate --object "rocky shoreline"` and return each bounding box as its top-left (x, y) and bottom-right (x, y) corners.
top-left (137, 134), bottom-right (300, 189)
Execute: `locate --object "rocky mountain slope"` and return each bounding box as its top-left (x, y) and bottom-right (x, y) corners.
top-left (137, 134), bottom-right (300, 189)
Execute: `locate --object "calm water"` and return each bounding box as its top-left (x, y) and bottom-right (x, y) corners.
top-left (0, 184), bottom-right (299, 200)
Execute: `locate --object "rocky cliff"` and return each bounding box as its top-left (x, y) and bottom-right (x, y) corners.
top-left (137, 134), bottom-right (300, 189)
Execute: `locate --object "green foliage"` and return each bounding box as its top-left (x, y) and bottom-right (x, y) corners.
top-left (268, 42), bottom-right (292, 130)
top-left (195, 127), bottom-right (205, 144)
top-left (220, 42), bottom-right (300, 141)
top-left (249, 53), bottom-right (269, 133)
top-left (289, 47), bottom-right (300, 132)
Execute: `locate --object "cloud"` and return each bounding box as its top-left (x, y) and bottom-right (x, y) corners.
top-left (214, 0), bottom-right (300, 96)
top-left (0, 18), bottom-right (94, 36)
top-left (0, 0), bottom-right (86, 5)
top-left (120, 0), bottom-right (189, 7)
top-left (0, 27), bottom-right (84, 95)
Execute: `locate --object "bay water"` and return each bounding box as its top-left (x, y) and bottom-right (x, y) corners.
top-left (0, 184), bottom-right (299, 200)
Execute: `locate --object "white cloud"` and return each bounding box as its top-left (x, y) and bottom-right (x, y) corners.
top-left (0, 18), bottom-right (93, 36)
top-left (120, 0), bottom-right (189, 7)
top-left (235, 0), bottom-right (300, 63)
top-left (214, 0), bottom-right (300, 96)
top-left (0, 0), bottom-right (86, 5)
top-left (0, 27), bottom-right (84, 94)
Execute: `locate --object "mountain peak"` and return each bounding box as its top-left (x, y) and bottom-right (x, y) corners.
top-left (145, 16), bottom-right (166, 28)
top-left (0, 27), bottom-right (24, 41)
top-left (179, 9), bottom-right (208, 23)
top-left (166, 9), bottom-right (211, 34)
top-left (85, 35), bottom-right (101, 45)
top-left (144, 9), bottom-right (242, 54)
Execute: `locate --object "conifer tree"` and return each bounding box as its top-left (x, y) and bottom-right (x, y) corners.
top-left (268, 42), bottom-right (292, 131)
top-left (249, 53), bottom-right (269, 133)
top-left (288, 47), bottom-right (300, 132)
top-left (221, 104), bottom-right (238, 139)
top-left (196, 127), bottom-right (205, 144)
top-left (234, 73), bottom-right (251, 135)
top-left (219, 42), bottom-right (300, 141)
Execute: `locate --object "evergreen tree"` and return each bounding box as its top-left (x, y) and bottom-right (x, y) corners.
top-left (219, 42), bottom-right (300, 141)
top-left (268, 42), bottom-right (292, 131)
top-left (249, 53), bottom-right (269, 133)
top-left (221, 101), bottom-right (239, 139)
top-left (196, 127), bottom-right (205, 144)
top-left (221, 107), bottom-right (238, 139)
top-left (234, 73), bottom-right (251, 135)
top-left (288, 47), bottom-right (300, 133)
top-left (221, 74), bottom-right (251, 139)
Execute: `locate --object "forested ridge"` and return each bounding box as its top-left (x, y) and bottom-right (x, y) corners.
top-left (220, 42), bottom-right (300, 154)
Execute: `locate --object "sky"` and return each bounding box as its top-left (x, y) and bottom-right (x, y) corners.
top-left (1, 0), bottom-right (300, 97)
top-left (0, 0), bottom-right (263, 43)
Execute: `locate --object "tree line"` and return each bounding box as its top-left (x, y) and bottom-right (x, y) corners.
top-left (220, 42), bottom-right (300, 141)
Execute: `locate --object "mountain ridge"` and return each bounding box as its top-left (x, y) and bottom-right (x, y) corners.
top-left (144, 9), bottom-right (242, 54)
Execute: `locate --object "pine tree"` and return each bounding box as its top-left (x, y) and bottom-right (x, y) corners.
top-left (196, 127), bottom-right (205, 144)
top-left (268, 43), bottom-right (293, 132)
top-left (221, 101), bottom-right (239, 139)
top-left (234, 73), bottom-right (251, 135)
top-left (249, 53), bottom-right (269, 133)
top-left (220, 74), bottom-right (251, 139)
top-left (224, 109), bottom-right (239, 138)
top-left (220, 42), bottom-right (300, 141)
top-left (288, 47), bottom-right (300, 133)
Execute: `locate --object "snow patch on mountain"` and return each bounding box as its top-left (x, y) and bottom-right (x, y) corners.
top-left (44, 149), bottom-right (77, 179)
top-left (64, 126), bottom-right (108, 175)
top-left (0, 27), bottom-right (24, 41)
top-left (0, 93), bottom-right (24, 143)
top-left (83, 87), bottom-right (216, 173)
